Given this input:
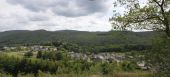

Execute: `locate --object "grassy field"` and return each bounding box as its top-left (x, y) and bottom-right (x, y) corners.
top-left (0, 51), bottom-right (37, 58)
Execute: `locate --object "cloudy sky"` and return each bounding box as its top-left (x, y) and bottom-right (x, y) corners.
top-left (0, 0), bottom-right (114, 32)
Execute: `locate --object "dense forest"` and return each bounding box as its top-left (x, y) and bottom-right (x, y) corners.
top-left (0, 30), bottom-right (159, 53)
top-left (0, 30), bottom-right (158, 46)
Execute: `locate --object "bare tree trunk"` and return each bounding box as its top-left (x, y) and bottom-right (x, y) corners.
top-left (163, 16), bottom-right (170, 38)
top-left (165, 24), bottom-right (170, 38)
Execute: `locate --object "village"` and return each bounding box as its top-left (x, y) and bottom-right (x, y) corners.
top-left (0, 45), bottom-right (146, 70)
top-left (1, 45), bottom-right (125, 62)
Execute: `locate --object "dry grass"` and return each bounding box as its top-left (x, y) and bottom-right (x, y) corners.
top-left (88, 72), bottom-right (152, 77)
top-left (112, 72), bottom-right (152, 77)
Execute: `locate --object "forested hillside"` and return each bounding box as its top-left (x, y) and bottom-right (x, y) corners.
top-left (0, 30), bottom-right (159, 46)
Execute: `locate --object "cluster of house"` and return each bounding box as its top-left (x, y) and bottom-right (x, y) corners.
top-left (3, 45), bottom-right (57, 52)
top-left (3, 46), bottom-right (17, 51)
top-left (30, 46), bottom-right (57, 51)
top-left (69, 52), bottom-right (148, 70)
top-left (2, 45), bottom-right (147, 70)
top-left (3, 46), bottom-right (125, 62)
top-left (69, 52), bottom-right (125, 62)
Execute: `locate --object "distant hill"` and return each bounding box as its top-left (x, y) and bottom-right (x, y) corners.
top-left (0, 30), bottom-right (160, 46)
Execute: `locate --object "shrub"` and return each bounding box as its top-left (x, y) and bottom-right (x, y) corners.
top-left (24, 51), bottom-right (33, 58)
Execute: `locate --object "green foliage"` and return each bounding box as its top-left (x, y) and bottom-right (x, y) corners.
top-left (24, 51), bottom-right (33, 58)
top-left (121, 61), bottom-right (138, 72)
top-left (0, 30), bottom-right (158, 53)
top-left (0, 54), bottom-right (58, 77)
top-left (0, 30), bottom-right (157, 77)
top-left (111, 0), bottom-right (170, 36)
top-left (36, 51), bottom-right (68, 61)
top-left (0, 53), bottom-right (146, 77)
top-left (55, 52), bottom-right (64, 61)
top-left (101, 63), bottom-right (113, 75)
top-left (0, 30), bottom-right (157, 47)
top-left (0, 73), bottom-right (12, 77)
top-left (145, 38), bottom-right (170, 77)
top-left (36, 51), bottom-right (42, 58)
top-left (2, 71), bottom-right (152, 77)
top-left (111, 0), bottom-right (170, 76)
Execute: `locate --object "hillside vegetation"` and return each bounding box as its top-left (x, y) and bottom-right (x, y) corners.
top-left (0, 30), bottom-right (158, 46)
top-left (0, 30), bottom-right (157, 77)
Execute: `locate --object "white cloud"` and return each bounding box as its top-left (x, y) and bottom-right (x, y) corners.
top-left (0, 0), bottom-right (113, 32)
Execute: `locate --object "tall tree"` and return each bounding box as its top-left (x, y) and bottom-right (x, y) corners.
top-left (110, 0), bottom-right (170, 76)
top-left (111, 0), bottom-right (170, 37)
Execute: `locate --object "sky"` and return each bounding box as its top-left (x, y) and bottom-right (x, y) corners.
top-left (0, 0), bottom-right (114, 32)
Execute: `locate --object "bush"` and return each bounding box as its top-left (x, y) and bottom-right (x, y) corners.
top-left (0, 73), bottom-right (12, 77)
top-left (24, 51), bottom-right (33, 58)
top-left (145, 38), bottom-right (170, 77)
top-left (121, 61), bottom-right (137, 72)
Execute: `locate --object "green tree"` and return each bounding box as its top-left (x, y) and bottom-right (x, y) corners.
top-left (111, 0), bottom-right (170, 76)
top-left (37, 51), bottom-right (42, 58)
top-left (101, 63), bottom-right (112, 75)
top-left (145, 38), bottom-right (170, 77)
top-left (24, 51), bottom-right (33, 58)
top-left (111, 0), bottom-right (170, 37)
